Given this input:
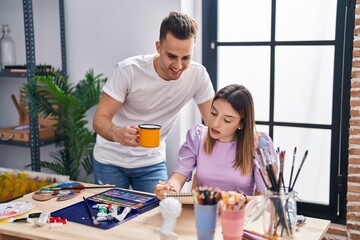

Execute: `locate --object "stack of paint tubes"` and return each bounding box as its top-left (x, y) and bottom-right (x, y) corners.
top-left (8, 211), bottom-right (67, 229)
top-left (92, 204), bottom-right (131, 222)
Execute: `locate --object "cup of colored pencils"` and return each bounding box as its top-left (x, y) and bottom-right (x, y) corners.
top-left (219, 191), bottom-right (247, 240)
top-left (192, 187), bottom-right (221, 240)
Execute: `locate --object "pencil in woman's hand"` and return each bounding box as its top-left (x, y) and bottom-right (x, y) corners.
top-left (158, 180), bottom-right (176, 192)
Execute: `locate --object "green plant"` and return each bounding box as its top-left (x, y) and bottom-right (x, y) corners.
top-left (23, 69), bottom-right (106, 181)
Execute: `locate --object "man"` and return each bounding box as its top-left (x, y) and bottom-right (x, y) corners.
top-left (92, 11), bottom-right (214, 192)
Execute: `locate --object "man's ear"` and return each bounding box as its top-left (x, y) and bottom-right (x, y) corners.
top-left (156, 41), bottom-right (161, 53)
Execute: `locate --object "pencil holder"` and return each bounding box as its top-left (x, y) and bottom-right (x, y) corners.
top-left (194, 203), bottom-right (218, 240)
top-left (263, 189), bottom-right (297, 239)
top-left (220, 206), bottom-right (245, 240)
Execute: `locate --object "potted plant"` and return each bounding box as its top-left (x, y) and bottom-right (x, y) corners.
top-left (23, 69), bottom-right (106, 181)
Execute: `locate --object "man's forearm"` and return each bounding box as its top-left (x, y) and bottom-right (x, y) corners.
top-left (93, 116), bottom-right (118, 142)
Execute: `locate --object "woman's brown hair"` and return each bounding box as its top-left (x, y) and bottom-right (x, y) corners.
top-left (203, 84), bottom-right (255, 175)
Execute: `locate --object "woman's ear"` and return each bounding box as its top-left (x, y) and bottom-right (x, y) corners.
top-left (240, 118), bottom-right (246, 127)
top-left (238, 118), bottom-right (245, 130)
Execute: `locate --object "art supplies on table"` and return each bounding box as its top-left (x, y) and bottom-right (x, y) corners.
top-left (255, 139), bottom-right (309, 238)
top-left (194, 203), bottom-right (218, 240)
top-left (256, 139), bottom-right (309, 193)
top-left (243, 229), bottom-right (277, 240)
top-left (51, 188), bottom-right (160, 229)
top-left (87, 188), bottom-right (159, 212)
top-left (192, 187), bottom-right (221, 240)
top-left (158, 197), bottom-right (182, 238)
top-left (218, 191), bottom-right (248, 239)
top-left (33, 182), bottom-right (117, 202)
top-left (220, 191), bottom-right (247, 211)
top-left (244, 196), bottom-right (268, 226)
top-left (83, 197), bottom-right (100, 226)
top-left (32, 182), bottom-right (85, 201)
top-left (34, 211), bottom-right (51, 227)
top-left (0, 201), bottom-right (34, 219)
top-left (164, 192), bottom-right (193, 204)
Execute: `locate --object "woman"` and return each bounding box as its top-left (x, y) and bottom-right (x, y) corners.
top-left (154, 84), bottom-right (275, 200)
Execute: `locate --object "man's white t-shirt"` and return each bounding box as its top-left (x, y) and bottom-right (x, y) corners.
top-left (93, 54), bottom-right (214, 168)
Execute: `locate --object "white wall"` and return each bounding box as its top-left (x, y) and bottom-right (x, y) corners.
top-left (65, 0), bottom-right (180, 84)
top-left (0, 0), bottom-right (203, 183)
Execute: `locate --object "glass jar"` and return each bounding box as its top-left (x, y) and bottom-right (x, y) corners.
top-left (263, 189), bottom-right (297, 239)
top-left (0, 24), bottom-right (16, 69)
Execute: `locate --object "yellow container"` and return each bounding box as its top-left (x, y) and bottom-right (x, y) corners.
top-left (138, 124), bottom-right (161, 148)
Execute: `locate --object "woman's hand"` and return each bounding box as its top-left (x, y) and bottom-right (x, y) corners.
top-left (154, 173), bottom-right (187, 200)
top-left (154, 181), bottom-right (176, 200)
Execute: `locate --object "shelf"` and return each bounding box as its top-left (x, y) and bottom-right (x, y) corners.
top-left (0, 137), bottom-right (56, 147)
top-left (0, 71), bottom-right (27, 78)
top-left (0, 65), bottom-right (53, 79)
top-left (0, 0), bottom-right (66, 172)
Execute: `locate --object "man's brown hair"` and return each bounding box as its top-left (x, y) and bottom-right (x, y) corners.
top-left (159, 11), bottom-right (198, 42)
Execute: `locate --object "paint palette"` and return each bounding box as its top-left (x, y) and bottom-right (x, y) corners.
top-left (32, 182), bottom-right (84, 201)
top-left (0, 201), bottom-right (34, 219)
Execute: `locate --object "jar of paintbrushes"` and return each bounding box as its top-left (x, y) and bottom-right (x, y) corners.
top-left (263, 189), bottom-right (297, 239)
top-left (254, 138), bottom-right (309, 239)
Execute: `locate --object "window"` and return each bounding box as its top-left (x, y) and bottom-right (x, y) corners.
top-left (202, 0), bottom-right (354, 223)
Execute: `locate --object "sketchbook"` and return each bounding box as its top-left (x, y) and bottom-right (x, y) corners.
top-left (51, 188), bottom-right (160, 229)
top-left (164, 192), bottom-right (194, 204)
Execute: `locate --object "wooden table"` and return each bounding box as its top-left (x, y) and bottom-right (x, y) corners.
top-left (0, 187), bottom-right (330, 240)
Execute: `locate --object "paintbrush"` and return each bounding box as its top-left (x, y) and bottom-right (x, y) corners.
top-left (288, 147), bottom-right (297, 189)
top-left (278, 151), bottom-right (285, 192)
top-left (290, 150), bottom-right (308, 191)
top-left (254, 158), bottom-right (270, 190)
top-left (83, 197), bottom-right (100, 226)
top-left (259, 138), bottom-right (278, 192)
top-left (41, 185), bottom-right (117, 191)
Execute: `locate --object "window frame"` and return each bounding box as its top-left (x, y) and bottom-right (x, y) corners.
top-left (202, 0), bottom-right (354, 224)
